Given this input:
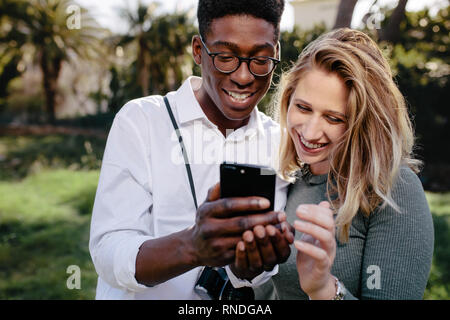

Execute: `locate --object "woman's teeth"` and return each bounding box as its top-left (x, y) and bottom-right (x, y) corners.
top-left (301, 135), bottom-right (326, 149)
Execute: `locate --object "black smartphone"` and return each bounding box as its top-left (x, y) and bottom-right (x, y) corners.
top-left (220, 162), bottom-right (276, 213)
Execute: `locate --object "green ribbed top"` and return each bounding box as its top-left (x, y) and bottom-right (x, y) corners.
top-left (254, 166), bottom-right (434, 300)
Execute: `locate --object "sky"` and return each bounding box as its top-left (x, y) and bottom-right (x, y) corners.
top-left (75, 0), bottom-right (449, 34)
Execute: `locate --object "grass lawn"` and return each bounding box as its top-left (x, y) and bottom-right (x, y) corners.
top-left (0, 169), bottom-right (99, 299)
top-left (0, 134), bottom-right (449, 299)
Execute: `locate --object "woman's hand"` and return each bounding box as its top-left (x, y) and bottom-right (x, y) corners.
top-left (294, 201), bottom-right (337, 299)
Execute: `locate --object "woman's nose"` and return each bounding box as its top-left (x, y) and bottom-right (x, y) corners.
top-left (302, 117), bottom-right (323, 141)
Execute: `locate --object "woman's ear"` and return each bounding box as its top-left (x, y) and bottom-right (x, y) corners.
top-left (192, 35), bottom-right (202, 65)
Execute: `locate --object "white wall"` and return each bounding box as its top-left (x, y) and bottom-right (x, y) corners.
top-left (291, 0), bottom-right (340, 30)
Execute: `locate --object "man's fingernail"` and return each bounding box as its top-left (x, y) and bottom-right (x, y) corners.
top-left (245, 232), bottom-right (254, 242)
top-left (259, 198), bottom-right (270, 208)
top-left (267, 226), bottom-right (276, 237)
top-left (255, 227), bottom-right (265, 239)
top-left (278, 212), bottom-right (286, 222)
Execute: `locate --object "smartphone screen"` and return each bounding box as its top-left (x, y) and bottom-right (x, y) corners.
top-left (220, 162), bottom-right (276, 213)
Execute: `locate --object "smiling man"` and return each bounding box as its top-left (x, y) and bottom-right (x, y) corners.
top-left (89, 0), bottom-right (293, 300)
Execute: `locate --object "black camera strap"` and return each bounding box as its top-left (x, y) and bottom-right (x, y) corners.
top-left (163, 95), bottom-right (198, 210)
top-left (163, 95), bottom-right (254, 300)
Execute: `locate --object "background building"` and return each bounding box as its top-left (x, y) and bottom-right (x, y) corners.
top-left (291, 0), bottom-right (340, 29)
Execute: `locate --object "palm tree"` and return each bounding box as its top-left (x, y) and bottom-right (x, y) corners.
top-left (116, 3), bottom-right (196, 96)
top-left (117, 2), bottom-right (159, 97)
top-left (0, 0), bottom-right (107, 123)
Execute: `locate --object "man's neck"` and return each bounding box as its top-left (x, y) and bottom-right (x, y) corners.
top-left (194, 88), bottom-right (251, 137)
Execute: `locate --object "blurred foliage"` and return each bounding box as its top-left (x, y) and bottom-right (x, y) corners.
top-left (0, 135), bottom-right (105, 181)
top-left (106, 4), bottom-right (197, 112)
top-left (0, 0), bottom-right (108, 123)
top-left (381, 6), bottom-right (449, 191)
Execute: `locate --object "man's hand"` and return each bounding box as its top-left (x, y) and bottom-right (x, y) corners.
top-left (230, 220), bottom-right (295, 280)
top-left (187, 183), bottom-right (285, 267)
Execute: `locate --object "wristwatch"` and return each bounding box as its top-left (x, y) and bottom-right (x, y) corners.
top-left (332, 276), bottom-right (345, 300)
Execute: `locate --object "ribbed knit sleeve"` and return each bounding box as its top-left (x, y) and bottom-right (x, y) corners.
top-left (255, 166), bottom-right (434, 300)
top-left (353, 167), bottom-right (434, 299)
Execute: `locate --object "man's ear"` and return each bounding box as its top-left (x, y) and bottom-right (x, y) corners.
top-left (192, 35), bottom-right (202, 65)
top-left (276, 41), bottom-right (281, 60)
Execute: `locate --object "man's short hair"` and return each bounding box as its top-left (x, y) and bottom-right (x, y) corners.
top-left (197, 0), bottom-right (285, 42)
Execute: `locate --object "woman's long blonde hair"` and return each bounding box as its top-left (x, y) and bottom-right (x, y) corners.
top-left (277, 28), bottom-right (421, 242)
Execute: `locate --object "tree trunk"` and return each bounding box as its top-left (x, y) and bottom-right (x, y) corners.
top-left (40, 51), bottom-right (61, 124)
top-left (378, 0), bottom-right (409, 42)
top-left (333, 0), bottom-right (359, 29)
top-left (137, 35), bottom-right (150, 96)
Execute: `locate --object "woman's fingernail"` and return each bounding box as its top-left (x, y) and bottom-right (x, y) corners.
top-left (294, 240), bottom-right (304, 249)
top-left (294, 220), bottom-right (302, 228)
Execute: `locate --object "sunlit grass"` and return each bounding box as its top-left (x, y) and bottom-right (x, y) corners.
top-left (0, 169), bottom-right (100, 299)
top-left (426, 192), bottom-right (450, 216)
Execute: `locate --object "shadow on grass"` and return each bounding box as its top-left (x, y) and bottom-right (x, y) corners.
top-left (0, 169), bottom-right (100, 299)
top-left (425, 213), bottom-right (450, 299)
top-left (0, 135), bottom-right (106, 181)
top-left (61, 183), bottom-right (98, 216)
top-left (0, 217), bottom-right (97, 299)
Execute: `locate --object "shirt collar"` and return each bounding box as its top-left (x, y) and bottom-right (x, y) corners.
top-left (174, 76), bottom-right (207, 124)
top-left (174, 76), bottom-right (266, 138)
top-left (229, 106), bottom-right (265, 141)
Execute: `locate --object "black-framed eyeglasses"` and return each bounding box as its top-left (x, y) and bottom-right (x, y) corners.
top-left (199, 36), bottom-right (280, 77)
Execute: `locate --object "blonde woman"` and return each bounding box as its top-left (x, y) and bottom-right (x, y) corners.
top-left (254, 28), bottom-right (434, 300)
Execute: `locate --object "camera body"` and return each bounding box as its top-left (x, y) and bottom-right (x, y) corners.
top-left (194, 267), bottom-right (254, 300)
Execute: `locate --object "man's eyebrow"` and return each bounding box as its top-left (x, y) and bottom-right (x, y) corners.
top-left (210, 40), bottom-right (275, 53)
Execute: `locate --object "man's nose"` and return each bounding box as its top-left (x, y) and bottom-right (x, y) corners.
top-left (230, 60), bottom-right (255, 87)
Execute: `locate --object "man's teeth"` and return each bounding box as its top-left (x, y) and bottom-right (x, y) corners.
top-left (227, 91), bottom-right (251, 101)
top-left (301, 135), bottom-right (326, 149)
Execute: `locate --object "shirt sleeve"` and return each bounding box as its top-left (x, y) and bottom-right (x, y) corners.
top-left (89, 104), bottom-right (154, 292)
top-left (354, 167), bottom-right (434, 299)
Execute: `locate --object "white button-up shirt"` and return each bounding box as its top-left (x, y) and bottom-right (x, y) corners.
top-left (89, 76), bottom-right (288, 299)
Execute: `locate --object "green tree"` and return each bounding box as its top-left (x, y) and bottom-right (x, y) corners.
top-left (0, 0), bottom-right (106, 123)
top-left (114, 4), bottom-right (196, 99)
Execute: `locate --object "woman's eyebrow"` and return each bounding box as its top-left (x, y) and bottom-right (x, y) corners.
top-left (292, 98), bottom-right (312, 107)
top-left (293, 98), bottom-right (346, 118)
